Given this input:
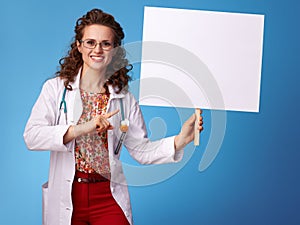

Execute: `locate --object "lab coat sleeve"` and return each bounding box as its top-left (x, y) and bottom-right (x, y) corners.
top-left (124, 95), bottom-right (184, 164)
top-left (23, 79), bottom-right (72, 152)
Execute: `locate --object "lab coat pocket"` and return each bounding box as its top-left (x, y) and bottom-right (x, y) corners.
top-left (42, 182), bottom-right (49, 225)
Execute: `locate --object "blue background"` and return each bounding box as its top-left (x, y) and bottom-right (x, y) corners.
top-left (0, 0), bottom-right (299, 225)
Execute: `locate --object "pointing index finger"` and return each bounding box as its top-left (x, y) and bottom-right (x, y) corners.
top-left (105, 109), bottom-right (120, 118)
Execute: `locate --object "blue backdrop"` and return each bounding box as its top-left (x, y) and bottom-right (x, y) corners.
top-left (0, 0), bottom-right (299, 225)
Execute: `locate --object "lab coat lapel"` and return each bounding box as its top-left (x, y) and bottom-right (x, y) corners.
top-left (73, 89), bottom-right (83, 124)
top-left (69, 70), bottom-right (83, 125)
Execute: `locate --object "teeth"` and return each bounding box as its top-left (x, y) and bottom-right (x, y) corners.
top-left (91, 56), bottom-right (104, 60)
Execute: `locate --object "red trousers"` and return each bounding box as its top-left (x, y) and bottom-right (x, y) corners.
top-left (71, 171), bottom-right (129, 225)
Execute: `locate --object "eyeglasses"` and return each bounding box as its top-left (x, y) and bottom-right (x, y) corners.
top-left (80, 39), bottom-right (114, 51)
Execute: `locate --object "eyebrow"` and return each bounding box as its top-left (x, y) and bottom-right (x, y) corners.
top-left (84, 38), bottom-right (113, 42)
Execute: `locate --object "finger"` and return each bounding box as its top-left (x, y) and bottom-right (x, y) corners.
top-left (107, 124), bottom-right (114, 130)
top-left (97, 118), bottom-right (114, 131)
top-left (97, 125), bottom-right (114, 134)
top-left (104, 109), bottom-right (120, 119)
top-left (198, 117), bottom-right (203, 126)
top-left (95, 119), bottom-right (106, 129)
top-left (187, 114), bottom-right (196, 125)
top-left (198, 115), bottom-right (203, 130)
top-left (101, 119), bottom-right (110, 129)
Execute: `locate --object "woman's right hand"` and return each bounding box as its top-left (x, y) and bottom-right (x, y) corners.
top-left (63, 109), bottom-right (119, 144)
top-left (91, 109), bottom-right (120, 133)
top-left (76, 109), bottom-right (120, 135)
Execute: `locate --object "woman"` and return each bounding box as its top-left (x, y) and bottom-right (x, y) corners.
top-left (24, 8), bottom-right (203, 225)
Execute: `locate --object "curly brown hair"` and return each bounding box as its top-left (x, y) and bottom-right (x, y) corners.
top-left (56, 8), bottom-right (132, 93)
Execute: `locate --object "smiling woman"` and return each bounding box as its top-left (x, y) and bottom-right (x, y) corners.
top-left (76, 24), bottom-right (115, 84)
top-left (57, 9), bottom-right (131, 94)
top-left (23, 8), bottom-right (203, 225)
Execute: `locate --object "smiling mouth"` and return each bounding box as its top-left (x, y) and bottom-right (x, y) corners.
top-left (91, 55), bottom-right (104, 61)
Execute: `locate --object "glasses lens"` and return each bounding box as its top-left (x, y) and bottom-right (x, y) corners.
top-left (101, 41), bottom-right (113, 50)
top-left (82, 39), bottom-right (113, 50)
top-left (83, 39), bottom-right (96, 49)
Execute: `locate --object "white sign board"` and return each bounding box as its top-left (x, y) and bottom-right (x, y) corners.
top-left (139, 6), bottom-right (265, 112)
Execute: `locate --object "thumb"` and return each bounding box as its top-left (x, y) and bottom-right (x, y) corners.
top-left (186, 113), bottom-right (196, 126)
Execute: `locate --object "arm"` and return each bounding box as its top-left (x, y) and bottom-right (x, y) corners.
top-left (24, 79), bottom-right (120, 150)
top-left (123, 95), bottom-right (203, 165)
top-left (23, 80), bottom-right (71, 151)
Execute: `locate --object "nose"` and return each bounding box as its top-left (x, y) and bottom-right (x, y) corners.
top-left (94, 43), bottom-right (104, 53)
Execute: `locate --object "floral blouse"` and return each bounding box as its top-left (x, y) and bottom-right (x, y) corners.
top-left (75, 89), bottom-right (110, 176)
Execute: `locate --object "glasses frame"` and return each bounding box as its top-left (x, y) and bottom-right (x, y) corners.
top-left (79, 39), bottom-right (115, 51)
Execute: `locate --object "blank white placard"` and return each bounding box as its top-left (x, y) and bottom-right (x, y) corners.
top-left (139, 6), bottom-right (264, 112)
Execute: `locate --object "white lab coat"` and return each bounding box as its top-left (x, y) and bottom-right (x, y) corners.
top-left (23, 71), bottom-right (184, 225)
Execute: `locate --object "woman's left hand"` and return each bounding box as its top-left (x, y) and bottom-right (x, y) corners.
top-left (174, 110), bottom-right (203, 150)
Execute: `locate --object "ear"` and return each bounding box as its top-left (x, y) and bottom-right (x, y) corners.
top-left (76, 40), bottom-right (82, 53)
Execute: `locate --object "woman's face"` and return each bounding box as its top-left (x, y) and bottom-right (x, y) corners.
top-left (77, 24), bottom-right (115, 74)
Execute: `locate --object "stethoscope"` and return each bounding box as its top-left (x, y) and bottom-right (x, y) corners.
top-left (57, 87), bottom-right (127, 155)
top-left (57, 87), bottom-right (68, 125)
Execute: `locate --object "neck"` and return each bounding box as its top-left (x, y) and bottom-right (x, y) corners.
top-left (80, 67), bottom-right (106, 93)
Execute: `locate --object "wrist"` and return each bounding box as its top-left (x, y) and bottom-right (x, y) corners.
top-left (73, 123), bottom-right (88, 138)
top-left (174, 133), bottom-right (186, 151)
top-left (77, 119), bottom-right (98, 137)
top-left (72, 125), bottom-right (80, 139)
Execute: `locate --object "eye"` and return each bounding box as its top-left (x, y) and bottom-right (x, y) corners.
top-left (102, 41), bottom-right (112, 47)
top-left (85, 39), bottom-right (96, 47)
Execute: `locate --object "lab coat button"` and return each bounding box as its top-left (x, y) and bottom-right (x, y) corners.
top-left (66, 207), bottom-right (71, 210)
